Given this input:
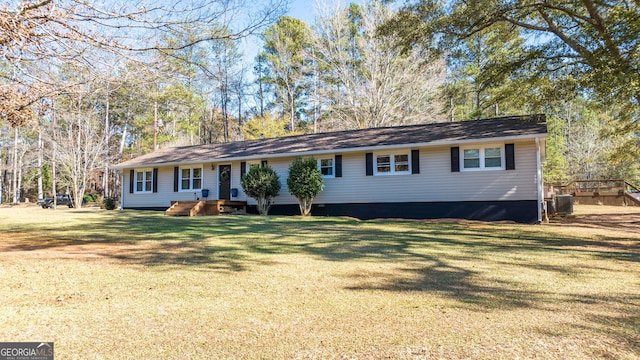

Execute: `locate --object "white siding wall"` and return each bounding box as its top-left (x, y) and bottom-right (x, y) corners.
top-left (309, 140), bottom-right (538, 204)
top-left (122, 139), bottom-right (540, 208)
top-left (122, 164), bottom-right (218, 208)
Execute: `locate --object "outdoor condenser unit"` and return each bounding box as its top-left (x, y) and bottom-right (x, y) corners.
top-left (555, 195), bottom-right (574, 215)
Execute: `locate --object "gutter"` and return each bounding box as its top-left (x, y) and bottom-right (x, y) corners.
top-left (535, 137), bottom-right (543, 223)
top-left (120, 172), bottom-right (125, 210)
top-left (113, 133), bottom-right (548, 170)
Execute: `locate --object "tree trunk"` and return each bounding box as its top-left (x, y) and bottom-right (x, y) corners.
top-left (257, 196), bottom-right (273, 215)
top-left (0, 146), bottom-right (3, 204)
top-left (299, 197), bottom-right (313, 216)
top-left (289, 87), bottom-right (296, 132)
top-left (153, 100), bottom-right (158, 151)
top-left (104, 87), bottom-right (110, 198)
top-left (37, 120), bottom-right (43, 200)
top-left (12, 127), bottom-right (18, 203)
top-left (259, 78), bottom-right (265, 117)
top-left (52, 102), bottom-right (57, 209)
top-left (237, 86), bottom-right (242, 140)
top-left (450, 96), bottom-right (455, 122)
top-left (17, 152), bottom-right (23, 203)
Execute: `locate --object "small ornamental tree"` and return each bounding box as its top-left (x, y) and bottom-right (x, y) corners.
top-left (287, 157), bottom-right (324, 216)
top-left (240, 165), bottom-right (281, 215)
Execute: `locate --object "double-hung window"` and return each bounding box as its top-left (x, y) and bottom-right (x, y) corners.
top-left (179, 166), bottom-right (203, 191)
top-left (374, 152), bottom-right (411, 175)
top-left (135, 169), bottom-right (153, 193)
top-left (462, 146), bottom-right (504, 170)
top-left (318, 157), bottom-right (334, 177)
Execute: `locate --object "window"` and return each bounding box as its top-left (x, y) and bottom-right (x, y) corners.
top-left (318, 158), bottom-right (334, 177)
top-left (179, 166), bottom-right (203, 190)
top-left (461, 146), bottom-right (504, 170)
top-left (376, 155), bottom-right (391, 173)
top-left (374, 152), bottom-right (411, 175)
top-left (394, 154), bottom-right (409, 172)
top-left (463, 149), bottom-right (480, 168)
top-left (135, 169), bottom-right (153, 193)
top-left (484, 147), bottom-right (502, 168)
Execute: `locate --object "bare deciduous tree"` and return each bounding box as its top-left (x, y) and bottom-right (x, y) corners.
top-left (51, 104), bottom-right (108, 209)
top-left (0, 0), bottom-right (288, 127)
top-left (312, 0), bottom-right (446, 130)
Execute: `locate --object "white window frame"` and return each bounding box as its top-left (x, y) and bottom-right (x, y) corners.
top-left (373, 151), bottom-right (411, 175)
top-left (179, 165), bottom-right (203, 191)
top-left (134, 168), bottom-right (153, 193)
top-left (460, 145), bottom-right (505, 171)
top-left (317, 157), bottom-right (335, 178)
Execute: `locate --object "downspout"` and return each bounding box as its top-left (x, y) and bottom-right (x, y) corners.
top-left (535, 137), bottom-right (543, 223)
top-left (120, 171), bottom-right (125, 211)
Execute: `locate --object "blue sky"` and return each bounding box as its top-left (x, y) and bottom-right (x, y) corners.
top-left (288, 0), bottom-right (318, 23)
top-left (243, 0), bottom-right (365, 64)
top-left (241, 0), bottom-right (361, 63)
top-left (240, 0), bottom-right (320, 64)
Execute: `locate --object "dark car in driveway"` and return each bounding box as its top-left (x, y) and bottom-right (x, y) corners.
top-left (40, 194), bottom-right (74, 208)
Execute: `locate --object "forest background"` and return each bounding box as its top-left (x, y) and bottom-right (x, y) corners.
top-left (1, 0), bottom-right (638, 206)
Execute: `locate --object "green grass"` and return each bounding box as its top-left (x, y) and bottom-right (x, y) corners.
top-left (1, 206), bottom-right (639, 359)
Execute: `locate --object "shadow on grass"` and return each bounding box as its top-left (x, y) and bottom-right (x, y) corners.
top-left (3, 210), bottom-right (639, 355)
top-left (3, 210), bottom-right (638, 270)
top-left (551, 212), bottom-right (640, 233)
top-left (2, 209), bottom-right (638, 292)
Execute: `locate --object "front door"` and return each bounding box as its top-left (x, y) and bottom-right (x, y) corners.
top-left (219, 165), bottom-right (231, 200)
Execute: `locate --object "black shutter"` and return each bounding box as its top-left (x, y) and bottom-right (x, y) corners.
top-left (173, 167), bottom-right (179, 192)
top-left (505, 143), bottom-right (515, 170)
top-left (240, 162), bottom-right (246, 179)
top-left (152, 168), bottom-right (158, 193)
top-left (411, 150), bottom-right (420, 174)
top-left (365, 153), bottom-right (373, 176)
top-left (261, 160), bottom-right (268, 167)
top-left (451, 147), bottom-right (460, 172)
top-left (335, 155), bottom-right (342, 178)
top-left (129, 170), bottom-right (134, 193)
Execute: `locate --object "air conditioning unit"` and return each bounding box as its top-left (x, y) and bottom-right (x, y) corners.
top-left (555, 195), bottom-right (573, 215)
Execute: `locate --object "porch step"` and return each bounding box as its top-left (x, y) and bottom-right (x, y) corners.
top-left (166, 201), bottom-right (205, 216)
top-left (166, 200), bottom-right (247, 216)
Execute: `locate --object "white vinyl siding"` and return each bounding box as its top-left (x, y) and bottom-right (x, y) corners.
top-left (309, 142), bottom-right (537, 204)
top-left (123, 166), bottom-right (216, 208)
top-left (238, 141), bottom-right (537, 206)
top-left (121, 140), bottom-right (539, 209)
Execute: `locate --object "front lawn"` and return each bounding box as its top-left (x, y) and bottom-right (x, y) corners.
top-left (1, 206), bottom-right (638, 359)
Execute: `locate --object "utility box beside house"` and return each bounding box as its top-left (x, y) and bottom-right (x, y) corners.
top-left (555, 195), bottom-right (574, 215)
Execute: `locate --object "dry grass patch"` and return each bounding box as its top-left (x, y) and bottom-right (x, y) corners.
top-left (0, 206), bottom-right (638, 359)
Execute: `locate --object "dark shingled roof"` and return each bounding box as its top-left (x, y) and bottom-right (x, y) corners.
top-left (115, 114), bottom-right (547, 169)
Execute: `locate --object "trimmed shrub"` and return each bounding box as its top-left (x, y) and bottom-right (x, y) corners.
top-left (240, 165), bottom-right (281, 215)
top-left (83, 193), bottom-right (99, 204)
top-left (102, 197), bottom-right (118, 210)
top-left (287, 157), bottom-right (324, 216)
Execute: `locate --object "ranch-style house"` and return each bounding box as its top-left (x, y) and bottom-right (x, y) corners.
top-left (114, 115), bottom-right (548, 223)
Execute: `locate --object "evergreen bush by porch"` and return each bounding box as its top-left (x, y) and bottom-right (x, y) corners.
top-left (240, 165), bottom-right (281, 215)
top-left (287, 157), bottom-right (324, 216)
